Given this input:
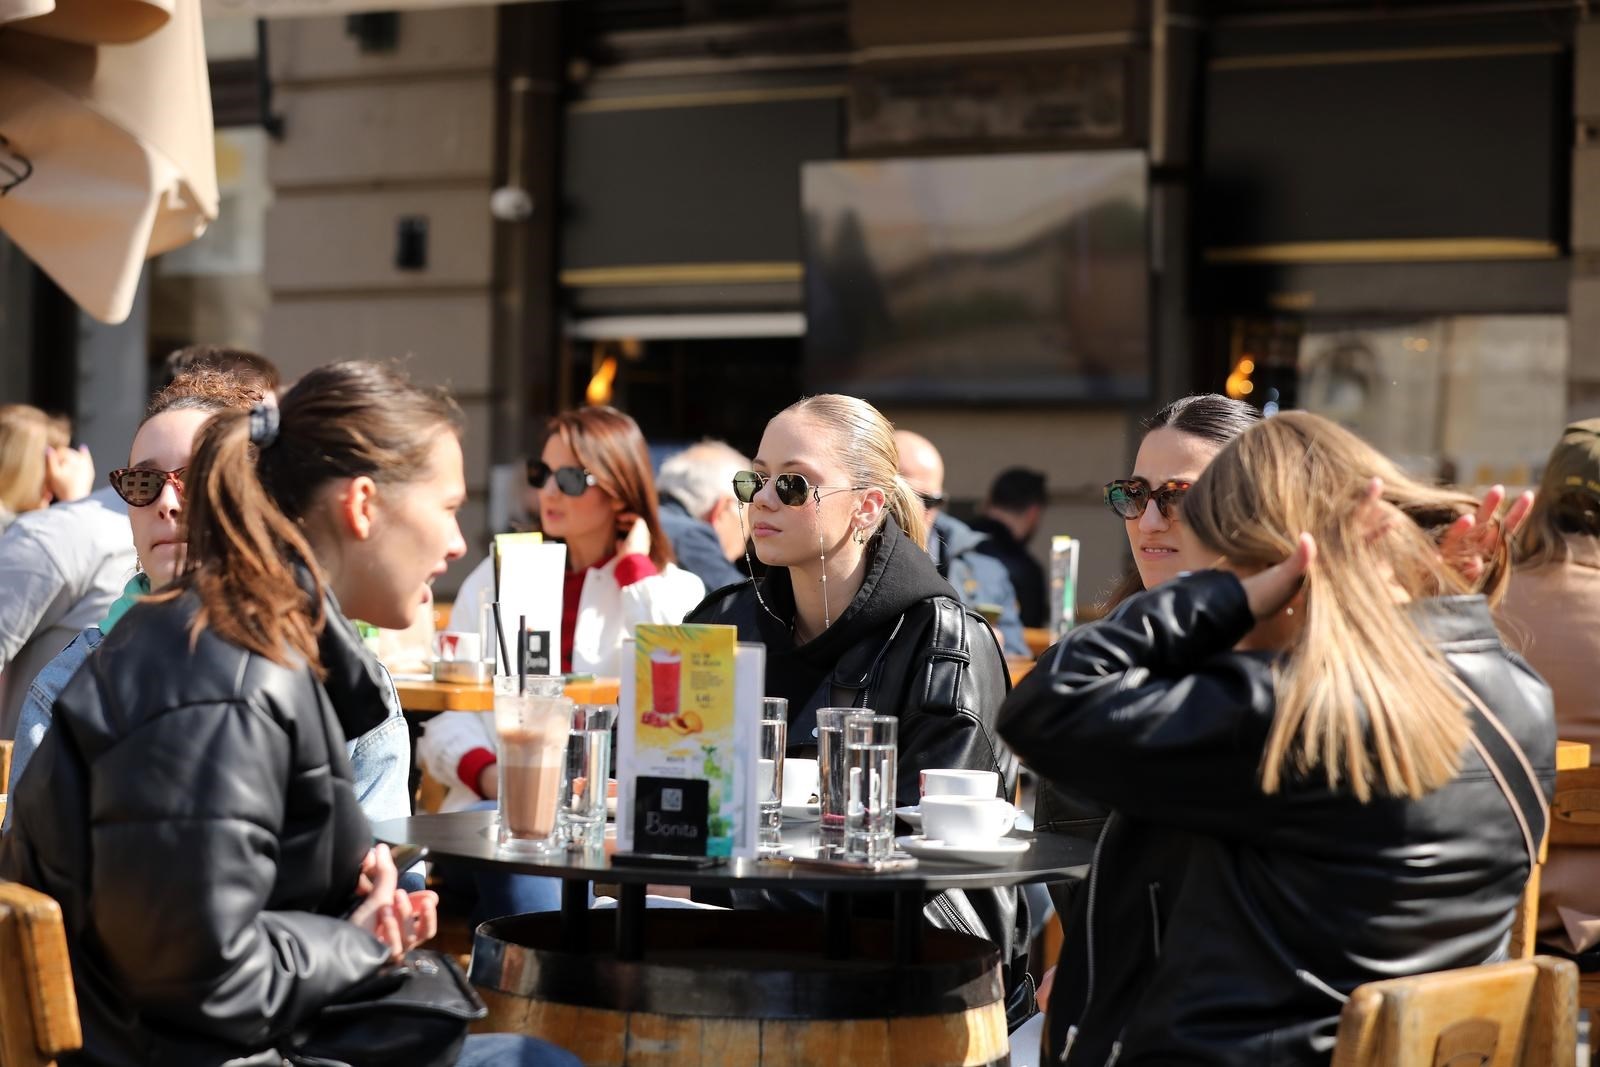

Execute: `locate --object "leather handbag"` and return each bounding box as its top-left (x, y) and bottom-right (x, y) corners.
top-left (286, 949), bottom-right (487, 1067)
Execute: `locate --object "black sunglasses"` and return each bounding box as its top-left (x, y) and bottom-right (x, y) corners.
top-left (917, 490), bottom-right (947, 510)
top-left (109, 466), bottom-right (185, 508)
top-left (527, 461), bottom-right (598, 497)
top-left (1103, 478), bottom-right (1192, 521)
top-left (732, 470), bottom-right (868, 507)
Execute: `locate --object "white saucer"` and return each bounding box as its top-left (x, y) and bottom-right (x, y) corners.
top-left (782, 802), bottom-right (822, 822)
top-left (896, 834), bottom-right (1030, 864)
top-left (894, 805), bottom-right (923, 829)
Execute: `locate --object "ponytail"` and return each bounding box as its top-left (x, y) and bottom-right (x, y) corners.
top-left (178, 408), bottom-right (325, 670)
top-left (887, 474), bottom-right (927, 551)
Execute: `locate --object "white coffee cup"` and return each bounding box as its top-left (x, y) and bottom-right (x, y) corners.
top-left (920, 796), bottom-right (1017, 847)
top-left (433, 631), bottom-right (481, 663)
top-left (920, 768), bottom-right (999, 799)
top-left (782, 757), bottom-right (820, 805)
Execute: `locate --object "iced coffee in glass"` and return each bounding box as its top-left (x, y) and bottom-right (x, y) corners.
top-left (494, 675), bottom-right (573, 854)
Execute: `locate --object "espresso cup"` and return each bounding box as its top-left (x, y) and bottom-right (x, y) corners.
top-left (920, 796), bottom-right (1017, 847)
top-left (782, 757), bottom-right (820, 805)
top-left (919, 768), bottom-right (999, 799)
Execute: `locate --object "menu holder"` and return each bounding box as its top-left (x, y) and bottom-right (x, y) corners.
top-left (1048, 535), bottom-right (1079, 640)
top-left (495, 538), bottom-right (565, 675)
top-left (615, 627), bottom-right (763, 860)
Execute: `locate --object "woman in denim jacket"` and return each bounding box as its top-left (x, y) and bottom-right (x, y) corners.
top-left (4, 372), bottom-right (412, 840)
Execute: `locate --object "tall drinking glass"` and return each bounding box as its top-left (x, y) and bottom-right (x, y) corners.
top-left (758, 698), bottom-right (788, 855)
top-left (844, 715), bottom-right (897, 862)
top-left (817, 707), bottom-right (870, 843)
top-left (494, 675), bottom-right (572, 854)
top-left (558, 703), bottom-right (616, 850)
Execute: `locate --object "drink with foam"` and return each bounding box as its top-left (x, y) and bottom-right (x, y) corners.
top-left (495, 675), bottom-right (572, 853)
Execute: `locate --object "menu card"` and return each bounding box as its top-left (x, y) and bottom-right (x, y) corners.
top-left (616, 624), bottom-right (763, 858)
top-left (495, 536), bottom-right (565, 675)
top-left (1049, 535), bottom-right (1079, 640)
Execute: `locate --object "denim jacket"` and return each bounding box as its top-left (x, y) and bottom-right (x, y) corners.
top-left (6, 627), bottom-right (413, 831)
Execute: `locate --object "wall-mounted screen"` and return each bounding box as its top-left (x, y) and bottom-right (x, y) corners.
top-left (802, 150), bottom-right (1149, 404)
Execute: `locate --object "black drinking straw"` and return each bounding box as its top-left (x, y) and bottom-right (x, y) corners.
top-left (517, 613), bottom-right (528, 695)
top-left (491, 601), bottom-right (512, 676)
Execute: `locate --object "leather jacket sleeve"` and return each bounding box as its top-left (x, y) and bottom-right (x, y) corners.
top-left (998, 571), bottom-right (1285, 836)
top-left (87, 696), bottom-right (390, 1046)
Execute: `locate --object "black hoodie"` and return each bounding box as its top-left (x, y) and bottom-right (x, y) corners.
top-left (689, 516), bottom-right (1035, 1026)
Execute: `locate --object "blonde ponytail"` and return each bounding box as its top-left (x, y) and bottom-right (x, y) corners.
top-left (887, 473), bottom-right (927, 551)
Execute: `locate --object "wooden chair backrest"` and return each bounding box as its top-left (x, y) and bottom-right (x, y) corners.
top-left (1329, 956), bottom-right (1576, 1067)
top-left (1549, 765), bottom-right (1600, 849)
top-left (0, 882), bottom-right (81, 1067)
top-left (0, 740), bottom-right (12, 794)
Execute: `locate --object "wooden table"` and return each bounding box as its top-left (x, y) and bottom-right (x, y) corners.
top-left (1557, 740), bottom-right (1591, 771)
top-left (394, 677), bottom-right (620, 715)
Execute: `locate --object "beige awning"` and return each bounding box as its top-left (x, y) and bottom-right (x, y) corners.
top-left (0, 0), bottom-right (216, 324)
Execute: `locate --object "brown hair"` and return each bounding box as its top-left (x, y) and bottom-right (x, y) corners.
top-left (543, 406), bottom-right (674, 569)
top-left (177, 361), bottom-right (462, 671)
top-left (145, 370), bottom-right (266, 424)
top-left (1186, 411), bottom-right (1485, 802)
top-left (782, 394), bottom-right (928, 551)
top-left (0, 404), bottom-right (62, 517)
top-left (159, 345), bottom-right (280, 394)
top-left (1513, 433), bottom-right (1600, 571)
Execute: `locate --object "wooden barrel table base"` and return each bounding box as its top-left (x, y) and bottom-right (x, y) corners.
top-left (470, 911), bottom-right (1009, 1067)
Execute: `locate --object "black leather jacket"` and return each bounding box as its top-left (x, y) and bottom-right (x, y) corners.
top-left (1, 590), bottom-right (392, 1067)
top-left (688, 517), bottom-right (1032, 1021)
top-left (999, 572), bottom-right (1556, 1066)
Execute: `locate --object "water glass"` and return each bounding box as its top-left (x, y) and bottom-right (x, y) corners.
top-left (557, 703), bottom-right (616, 849)
top-left (758, 698), bottom-right (788, 854)
top-left (843, 715), bottom-right (897, 862)
top-left (817, 707), bottom-right (871, 842)
top-left (494, 675), bottom-right (572, 854)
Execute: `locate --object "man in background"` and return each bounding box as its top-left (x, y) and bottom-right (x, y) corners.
top-left (655, 439), bottom-right (749, 593)
top-left (972, 467), bottom-right (1048, 629)
top-left (893, 430), bottom-right (1025, 655)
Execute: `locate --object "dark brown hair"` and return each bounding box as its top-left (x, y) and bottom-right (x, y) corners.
top-left (543, 406), bottom-right (674, 569)
top-left (159, 345), bottom-right (281, 394)
top-left (178, 361), bottom-right (462, 670)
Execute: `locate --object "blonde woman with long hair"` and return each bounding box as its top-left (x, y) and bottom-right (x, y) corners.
top-left (0, 404), bottom-right (93, 529)
top-left (688, 394), bottom-right (1036, 1027)
top-left (1000, 411), bottom-right (1555, 1066)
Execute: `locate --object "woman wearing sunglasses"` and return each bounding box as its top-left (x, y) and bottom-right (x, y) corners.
top-left (1002, 412), bottom-right (1553, 1066)
top-left (687, 394), bottom-right (1035, 1029)
top-left (6, 372), bottom-right (416, 850)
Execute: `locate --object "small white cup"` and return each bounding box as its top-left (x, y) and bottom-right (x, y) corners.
top-left (920, 768), bottom-right (999, 799)
top-left (920, 796), bottom-right (1017, 847)
top-left (782, 757), bottom-right (820, 805)
top-left (433, 631), bottom-right (481, 663)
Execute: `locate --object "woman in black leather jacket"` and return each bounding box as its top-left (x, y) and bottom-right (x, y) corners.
top-left (687, 393), bottom-right (1032, 1023)
top-left (1001, 411), bottom-right (1555, 1066)
top-left (2, 363), bottom-right (577, 1067)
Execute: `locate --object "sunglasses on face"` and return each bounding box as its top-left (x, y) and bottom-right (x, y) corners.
top-left (917, 490), bottom-right (947, 511)
top-left (527, 461), bottom-right (598, 497)
top-left (109, 466), bottom-right (185, 508)
top-left (1103, 478), bottom-right (1192, 521)
top-left (731, 470), bottom-right (867, 507)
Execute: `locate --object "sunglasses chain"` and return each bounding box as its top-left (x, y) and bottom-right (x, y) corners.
top-left (736, 490), bottom-right (833, 641)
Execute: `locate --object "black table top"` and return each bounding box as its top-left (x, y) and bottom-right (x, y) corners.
top-left (372, 810), bottom-right (1093, 894)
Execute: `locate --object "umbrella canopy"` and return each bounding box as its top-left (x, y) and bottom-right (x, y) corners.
top-left (0, 0), bottom-right (217, 324)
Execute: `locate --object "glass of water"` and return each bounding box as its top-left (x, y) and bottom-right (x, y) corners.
top-left (817, 707), bottom-right (870, 844)
top-left (758, 698), bottom-right (788, 855)
top-left (843, 715), bottom-right (897, 862)
top-left (557, 703), bottom-right (616, 850)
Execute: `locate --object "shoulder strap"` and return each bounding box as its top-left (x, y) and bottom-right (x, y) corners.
top-left (1454, 676), bottom-right (1548, 869)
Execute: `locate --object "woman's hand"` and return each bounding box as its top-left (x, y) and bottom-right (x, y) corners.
top-left (349, 845), bottom-right (441, 961)
top-left (1439, 484), bottom-right (1534, 583)
top-left (44, 444), bottom-right (94, 504)
top-left (1238, 533), bottom-right (1316, 620)
top-left (620, 514), bottom-right (651, 558)
top-left (477, 762), bottom-right (500, 800)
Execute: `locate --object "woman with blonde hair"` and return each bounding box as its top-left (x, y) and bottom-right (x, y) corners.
top-left (688, 393), bottom-right (1035, 1027)
top-left (0, 403), bottom-right (94, 528)
top-left (1001, 411), bottom-right (1554, 1066)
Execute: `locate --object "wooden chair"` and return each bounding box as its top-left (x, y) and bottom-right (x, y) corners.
top-left (1329, 956), bottom-right (1576, 1067)
top-left (1544, 764), bottom-right (1600, 1008)
top-left (0, 882), bottom-right (81, 1067)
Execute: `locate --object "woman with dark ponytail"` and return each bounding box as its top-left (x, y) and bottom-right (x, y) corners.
top-left (2, 362), bottom-right (578, 1067)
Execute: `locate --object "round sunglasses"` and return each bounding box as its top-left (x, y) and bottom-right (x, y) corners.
top-left (527, 461), bottom-right (598, 497)
top-left (732, 470), bottom-right (869, 507)
top-left (109, 466), bottom-right (185, 508)
top-left (1103, 478), bottom-right (1192, 521)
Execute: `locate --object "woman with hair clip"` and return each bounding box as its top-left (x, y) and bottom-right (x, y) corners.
top-left (1000, 411), bottom-right (1555, 1066)
top-left (1, 362), bottom-right (577, 1067)
top-left (687, 394), bottom-right (1036, 1028)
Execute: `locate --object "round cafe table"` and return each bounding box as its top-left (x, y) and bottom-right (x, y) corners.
top-left (374, 811), bottom-right (1090, 1066)
top-left (372, 810), bottom-right (1091, 965)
